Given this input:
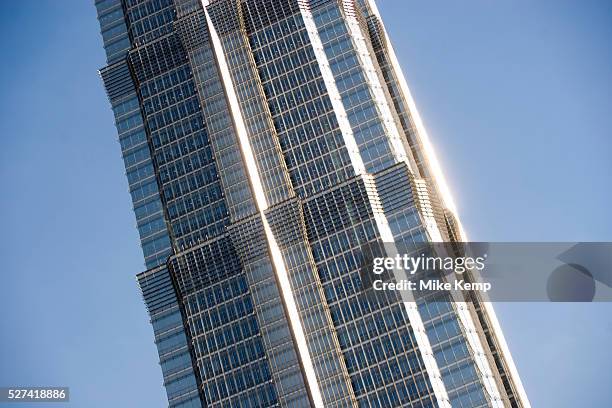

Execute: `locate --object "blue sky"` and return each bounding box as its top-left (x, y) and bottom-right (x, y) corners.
top-left (0, 1), bottom-right (610, 407)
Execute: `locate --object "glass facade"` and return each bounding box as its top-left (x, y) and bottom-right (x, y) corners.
top-left (96, 1), bottom-right (529, 407)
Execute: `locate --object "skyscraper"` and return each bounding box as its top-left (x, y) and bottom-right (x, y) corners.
top-left (96, 1), bottom-right (530, 407)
